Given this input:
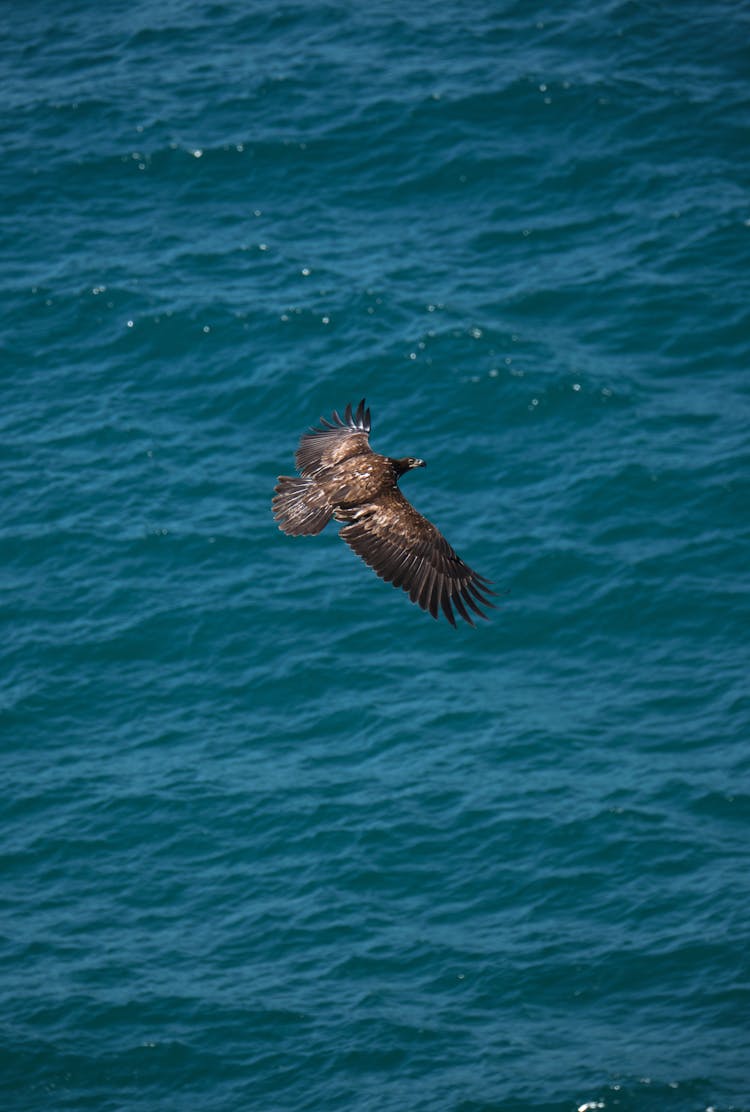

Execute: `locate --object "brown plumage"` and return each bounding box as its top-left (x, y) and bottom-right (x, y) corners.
top-left (272, 399), bottom-right (494, 626)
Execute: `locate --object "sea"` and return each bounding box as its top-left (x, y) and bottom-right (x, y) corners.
top-left (2, 2), bottom-right (749, 1110)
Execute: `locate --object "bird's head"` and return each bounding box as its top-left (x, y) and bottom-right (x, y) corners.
top-left (393, 456), bottom-right (427, 476)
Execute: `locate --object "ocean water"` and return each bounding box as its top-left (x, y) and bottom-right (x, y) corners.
top-left (2, 1), bottom-right (750, 1109)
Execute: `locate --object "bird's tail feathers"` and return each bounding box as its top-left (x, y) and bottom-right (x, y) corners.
top-left (272, 476), bottom-right (333, 536)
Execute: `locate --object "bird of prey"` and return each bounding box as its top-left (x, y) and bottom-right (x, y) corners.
top-left (272, 399), bottom-right (494, 626)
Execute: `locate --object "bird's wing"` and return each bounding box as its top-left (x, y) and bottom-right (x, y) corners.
top-left (295, 399), bottom-right (372, 477)
top-left (339, 488), bottom-right (494, 627)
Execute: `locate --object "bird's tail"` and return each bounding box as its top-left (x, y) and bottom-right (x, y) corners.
top-left (272, 476), bottom-right (333, 536)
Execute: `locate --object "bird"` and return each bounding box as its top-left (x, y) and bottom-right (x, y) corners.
top-left (272, 399), bottom-right (494, 626)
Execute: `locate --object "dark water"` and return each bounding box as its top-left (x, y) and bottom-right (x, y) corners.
top-left (2, 2), bottom-right (750, 1109)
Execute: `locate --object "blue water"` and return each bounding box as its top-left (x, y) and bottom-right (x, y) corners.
top-left (2, 2), bottom-right (750, 1109)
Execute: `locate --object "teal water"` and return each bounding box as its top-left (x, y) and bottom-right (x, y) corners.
top-left (2, 2), bottom-right (750, 1109)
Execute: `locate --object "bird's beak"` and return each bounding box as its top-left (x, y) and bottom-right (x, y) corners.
top-left (416, 458), bottom-right (426, 468)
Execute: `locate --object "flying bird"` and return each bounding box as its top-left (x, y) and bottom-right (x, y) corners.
top-left (272, 400), bottom-right (494, 626)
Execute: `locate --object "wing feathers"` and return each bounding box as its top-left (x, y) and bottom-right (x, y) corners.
top-left (296, 398), bottom-right (372, 477)
top-left (450, 590), bottom-right (474, 627)
top-left (440, 592), bottom-right (458, 627)
top-left (419, 564), bottom-right (439, 619)
top-left (339, 490), bottom-right (493, 626)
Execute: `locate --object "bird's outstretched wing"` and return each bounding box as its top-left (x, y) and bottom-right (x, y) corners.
top-left (339, 489), bottom-right (494, 627)
top-left (295, 399), bottom-right (372, 477)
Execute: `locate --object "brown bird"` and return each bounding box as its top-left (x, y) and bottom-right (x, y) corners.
top-left (272, 399), bottom-right (494, 626)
